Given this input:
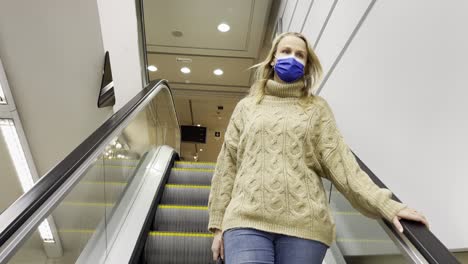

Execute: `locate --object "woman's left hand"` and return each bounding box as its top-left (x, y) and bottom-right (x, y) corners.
top-left (392, 207), bottom-right (430, 233)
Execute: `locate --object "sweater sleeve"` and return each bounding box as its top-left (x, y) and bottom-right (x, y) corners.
top-left (313, 97), bottom-right (407, 222)
top-left (207, 99), bottom-right (244, 233)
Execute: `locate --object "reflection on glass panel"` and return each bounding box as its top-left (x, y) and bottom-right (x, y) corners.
top-left (0, 119), bottom-right (58, 245)
top-left (102, 86), bottom-right (180, 249)
top-left (324, 179), bottom-right (406, 263)
top-left (7, 231), bottom-right (48, 263)
top-left (120, 88), bottom-right (180, 156)
top-left (8, 156), bottom-right (108, 263)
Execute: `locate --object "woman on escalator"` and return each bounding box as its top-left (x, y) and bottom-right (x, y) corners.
top-left (207, 31), bottom-right (429, 264)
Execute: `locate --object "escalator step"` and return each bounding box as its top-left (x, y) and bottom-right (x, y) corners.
top-left (160, 184), bottom-right (210, 206)
top-left (167, 168), bottom-right (214, 185)
top-left (145, 163), bottom-right (218, 263)
top-left (145, 231), bottom-right (215, 264)
top-left (153, 205), bottom-right (208, 232)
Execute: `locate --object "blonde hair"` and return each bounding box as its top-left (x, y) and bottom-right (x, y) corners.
top-left (248, 32), bottom-right (323, 107)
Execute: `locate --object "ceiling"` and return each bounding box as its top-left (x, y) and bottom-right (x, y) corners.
top-left (143, 0), bottom-right (274, 162)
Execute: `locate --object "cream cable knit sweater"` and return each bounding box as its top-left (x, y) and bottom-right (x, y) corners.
top-left (207, 79), bottom-right (406, 246)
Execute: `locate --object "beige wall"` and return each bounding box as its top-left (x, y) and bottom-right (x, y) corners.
top-left (0, 0), bottom-right (114, 260)
top-left (97, 0), bottom-right (145, 111)
top-left (457, 252), bottom-right (468, 264)
top-left (0, 0), bottom-right (113, 178)
top-left (276, 0), bottom-right (468, 250)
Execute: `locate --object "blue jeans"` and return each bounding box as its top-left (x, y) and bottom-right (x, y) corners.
top-left (223, 227), bottom-right (329, 264)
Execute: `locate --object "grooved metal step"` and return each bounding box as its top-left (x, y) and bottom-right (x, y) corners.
top-left (159, 184), bottom-right (210, 206)
top-left (145, 232), bottom-right (213, 263)
top-left (167, 168), bottom-right (214, 185)
top-left (153, 205), bottom-right (208, 232)
top-left (145, 163), bottom-right (217, 263)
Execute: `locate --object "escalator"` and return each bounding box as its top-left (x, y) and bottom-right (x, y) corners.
top-left (74, 152), bottom-right (220, 263)
top-left (144, 161), bottom-right (216, 263)
top-left (0, 80), bottom-right (461, 263)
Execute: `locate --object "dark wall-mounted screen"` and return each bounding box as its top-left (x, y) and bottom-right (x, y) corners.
top-left (181, 125), bottom-right (207, 143)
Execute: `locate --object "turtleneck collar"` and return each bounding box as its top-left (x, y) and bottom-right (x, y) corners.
top-left (264, 79), bottom-right (305, 98)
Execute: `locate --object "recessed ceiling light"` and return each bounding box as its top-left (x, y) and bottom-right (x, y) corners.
top-left (180, 67), bottom-right (191, 74)
top-left (213, 69), bottom-right (223, 76)
top-left (217, 23), bottom-right (230, 32)
top-left (147, 65), bottom-right (158, 72)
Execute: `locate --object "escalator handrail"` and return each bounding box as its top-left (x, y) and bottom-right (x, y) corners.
top-left (0, 79), bottom-right (178, 249)
top-left (352, 151), bottom-right (460, 264)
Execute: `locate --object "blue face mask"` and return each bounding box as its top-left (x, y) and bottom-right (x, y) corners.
top-left (273, 56), bottom-right (305, 83)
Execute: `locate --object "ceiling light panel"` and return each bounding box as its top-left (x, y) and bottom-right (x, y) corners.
top-left (0, 118), bottom-right (55, 243)
top-left (176, 57), bottom-right (192, 63)
top-left (0, 119), bottom-right (34, 192)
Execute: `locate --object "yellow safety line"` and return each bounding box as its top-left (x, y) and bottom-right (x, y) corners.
top-left (337, 238), bottom-right (392, 243)
top-left (165, 184), bottom-right (210, 189)
top-left (172, 168), bottom-right (214, 172)
top-left (175, 161), bottom-right (216, 165)
top-left (149, 231), bottom-right (213, 237)
top-left (81, 181), bottom-right (127, 185)
top-left (158, 205), bottom-right (208, 210)
top-left (63, 202), bottom-right (114, 207)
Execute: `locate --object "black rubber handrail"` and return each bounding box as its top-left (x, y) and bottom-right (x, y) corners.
top-left (0, 79), bottom-right (170, 248)
top-left (352, 151), bottom-right (460, 264)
